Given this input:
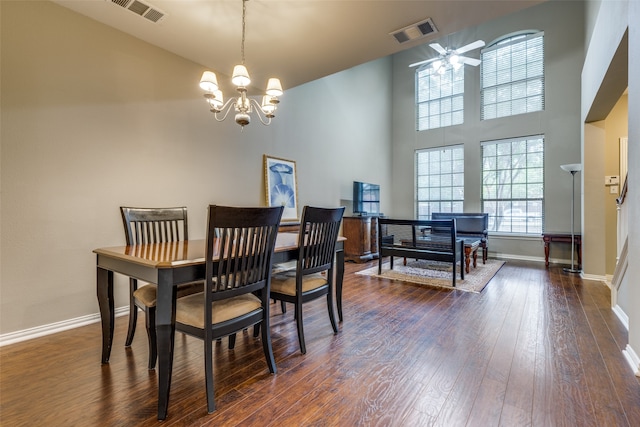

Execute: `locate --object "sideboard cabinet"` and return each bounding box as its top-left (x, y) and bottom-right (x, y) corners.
top-left (343, 216), bottom-right (380, 263)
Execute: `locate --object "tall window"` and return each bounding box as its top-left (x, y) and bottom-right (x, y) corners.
top-left (416, 145), bottom-right (464, 219)
top-left (481, 136), bottom-right (544, 234)
top-left (481, 31), bottom-right (544, 120)
top-left (416, 66), bottom-right (464, 131)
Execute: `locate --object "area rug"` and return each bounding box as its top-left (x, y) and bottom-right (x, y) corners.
top-left (356, 258), bottom-right (505, 293)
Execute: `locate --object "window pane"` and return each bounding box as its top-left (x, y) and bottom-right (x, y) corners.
top-left (416, 145), bottom-right (464, 219)
top-left (416, 64), bottom-right (465, 130)
top-left (482, 135), bottom-right (545, 234)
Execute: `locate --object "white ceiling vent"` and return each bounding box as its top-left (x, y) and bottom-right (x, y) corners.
top-left (107, 0), bottom-right (167, 23)
top-left (390, 18), bottom-right (437, 44)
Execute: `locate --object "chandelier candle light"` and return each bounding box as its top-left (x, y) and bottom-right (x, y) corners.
top-left (199, 0), bottom-right (283, 128)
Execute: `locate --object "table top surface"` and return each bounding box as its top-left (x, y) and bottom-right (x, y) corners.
top-left (542, 233), bottom-right (582, 239)
top-left (94, 233), bottom-right (345, 269)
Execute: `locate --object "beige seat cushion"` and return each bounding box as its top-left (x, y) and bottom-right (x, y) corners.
top-left (270, 272), bottom-right (327, 296)
top-left (175, 292), bottom-right (262, 329)
top-left (133, 282), bottom-right (204, 308)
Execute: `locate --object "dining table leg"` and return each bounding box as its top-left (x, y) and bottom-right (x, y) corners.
top-left (156, 269), bottom-right (177, 420)
top-left (96, 266), bottom-right (114, 364)
top-left (335, 248), bottom-right (345, 322)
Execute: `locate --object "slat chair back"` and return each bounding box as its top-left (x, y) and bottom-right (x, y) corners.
top-left (121, 206), bottom-right (188, 245)
top-left (297, 206), bottom-right (345, 276)
top-left (206, 205), bottom-right (283, 303)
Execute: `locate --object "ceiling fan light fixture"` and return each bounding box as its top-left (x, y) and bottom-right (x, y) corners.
top-left (410, 40), bottom-right (485, 71)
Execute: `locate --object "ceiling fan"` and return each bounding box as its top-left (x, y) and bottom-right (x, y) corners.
top-left (409, 40), bottom-right (485, 72)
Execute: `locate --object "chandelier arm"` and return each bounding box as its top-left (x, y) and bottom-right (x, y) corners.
top-left (248, 98), bottom-right (273, 126)
top-left (212, 99), bottom-right (238, 122)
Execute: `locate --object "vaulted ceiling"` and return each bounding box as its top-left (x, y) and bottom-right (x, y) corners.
top-left (53, 0), bottom-right (544, 91)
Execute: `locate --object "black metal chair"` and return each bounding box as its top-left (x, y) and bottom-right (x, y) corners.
top-left (270, 206), bottom-right (345, 354)
top-left (120, 206), bottom-right (203, 369)
top-left (174, 205), bottom-right (283, 413)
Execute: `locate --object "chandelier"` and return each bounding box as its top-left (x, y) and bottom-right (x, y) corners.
top-left (199, 0), bottom-right (283, 128)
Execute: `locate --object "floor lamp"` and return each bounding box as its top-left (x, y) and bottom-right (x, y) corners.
top-left (560, 163), bottom-right (582, 273)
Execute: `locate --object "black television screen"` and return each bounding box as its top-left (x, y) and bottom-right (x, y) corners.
top-left (353, 181), bottom-right (380, 215)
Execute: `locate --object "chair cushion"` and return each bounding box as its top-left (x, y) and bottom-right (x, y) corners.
top-left (132, 284), bottom-right (158, 307)
top-left (132, 281), bottom-right (204, 308)
top-left (175, 293), bottom-right (262, 329)
top-left (270, 272), bottom-right (327, 296)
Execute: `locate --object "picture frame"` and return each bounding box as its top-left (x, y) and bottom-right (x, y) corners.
top-left (264, 155), bottom-right (298, 221)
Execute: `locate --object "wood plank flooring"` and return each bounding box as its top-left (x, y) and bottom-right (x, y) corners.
top-left (2, 260), bottom-right (639, 426)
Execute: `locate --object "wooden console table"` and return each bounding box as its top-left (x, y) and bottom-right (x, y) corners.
top-left (542, 233), bottom-right (582, 267)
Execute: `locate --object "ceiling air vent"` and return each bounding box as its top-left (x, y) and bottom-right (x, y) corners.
top-left (107, 0), bottom-right (167, 24)
top-left (390, 17), bottom-right (437, 44)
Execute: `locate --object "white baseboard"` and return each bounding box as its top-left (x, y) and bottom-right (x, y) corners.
top-left (493, 253), bottom-right (546, 263)
top-left (581, 272), bottom-right (608, 283)
top-left (622, 344), bottom-right (640, 377)
top-left (603, 274), bottom-right (613, 289)
top-left (612, 304), bottom-right (630, 330)
top-left (0, 306), bottom-right (129, 347)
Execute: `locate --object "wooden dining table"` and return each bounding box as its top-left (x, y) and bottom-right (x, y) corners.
top-left (94, 232), bottom-right (345, 420)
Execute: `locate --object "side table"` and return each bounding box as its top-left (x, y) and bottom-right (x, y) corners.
top-left (542, 233), bottom-right (582, 268)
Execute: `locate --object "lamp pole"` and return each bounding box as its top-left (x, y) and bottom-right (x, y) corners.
top-left (563, 169), bottom-right (581, 273)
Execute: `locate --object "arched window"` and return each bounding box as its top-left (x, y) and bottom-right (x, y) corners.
top-left (481, 31), bottom-right (544, 120)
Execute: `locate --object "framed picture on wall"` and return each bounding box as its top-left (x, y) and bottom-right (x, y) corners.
top-left (264, 155), bottom-right (298, 221)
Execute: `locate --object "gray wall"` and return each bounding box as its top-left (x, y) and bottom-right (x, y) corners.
top-left (581, 0), bottom-right (639, 367)
top-left (0, 1), bottom-right (392, 335)
top-left (389, 1), bottom-right (585, 261)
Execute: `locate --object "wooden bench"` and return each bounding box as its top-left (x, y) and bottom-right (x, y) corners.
top-left (378, 218), bottom-right (464, 287)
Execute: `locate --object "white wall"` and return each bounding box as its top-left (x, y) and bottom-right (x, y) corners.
top-left (0, 1), bottom-right (392, 335)
top-left (390, 1), bottom-right (585, 260)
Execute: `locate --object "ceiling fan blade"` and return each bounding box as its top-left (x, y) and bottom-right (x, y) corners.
top-left (409, 57), bottom-right (440, 68)
top-left (429, 43), bottom-right (447, 55)
top-left (455, 40), bottom-right (485, 54)
top-left (459, 56), bottom-right (481, 66)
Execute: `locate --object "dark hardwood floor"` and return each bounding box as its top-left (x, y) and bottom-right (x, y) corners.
top-left (2, 260), bottom-right (639, 426)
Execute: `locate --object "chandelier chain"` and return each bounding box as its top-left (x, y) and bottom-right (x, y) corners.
top-left (240, 0), bottom-right (246, 65)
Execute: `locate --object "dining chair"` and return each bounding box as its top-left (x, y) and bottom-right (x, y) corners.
top-left (270, 206), bottom-right (345, 354)
top-left (174, 205), bottom-right (283, 413)
top-left (120, 206), bottom-right (203, 369)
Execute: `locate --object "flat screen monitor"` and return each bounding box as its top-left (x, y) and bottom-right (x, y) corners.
top-left (353, 181), bottom-right (380, 215)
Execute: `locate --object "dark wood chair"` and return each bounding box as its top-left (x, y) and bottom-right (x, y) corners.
top-left (175, 205), bottom-right (283, 413)
top-left (270, 206), bottom-right (345, 354)
top-left (120, 206), bottom-right (203, 369)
